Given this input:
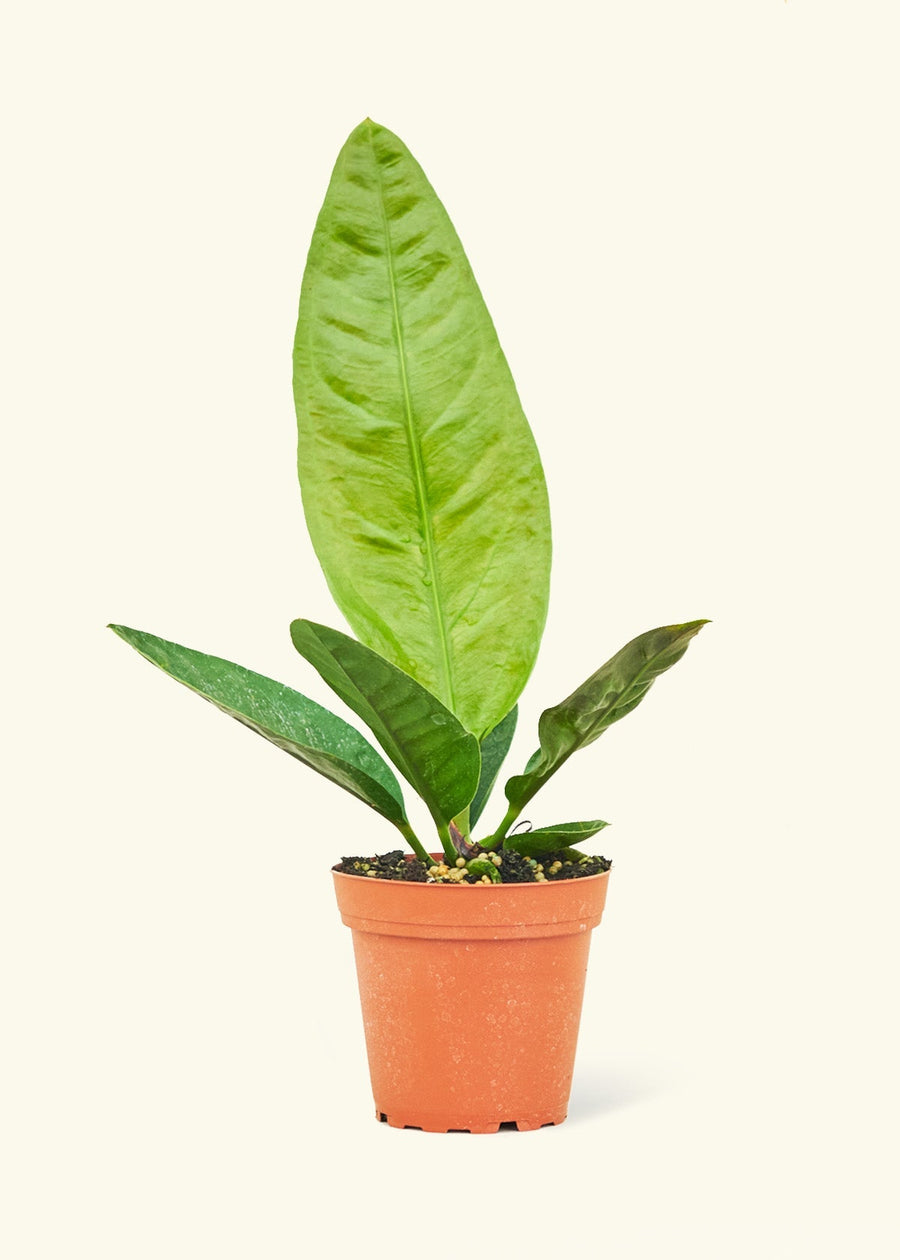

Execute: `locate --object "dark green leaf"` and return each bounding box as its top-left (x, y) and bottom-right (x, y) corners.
top-left (290, 619), bottom-right (480, 829)
top-left (505, 621), bottom-right (709, 813)
top-left (293, 119), bottom-right (551, 739)
top-left (108, 624), bottom-right (408, 828)
top-left (504, 821), bottom-right (609, 857)
top-left (469, 706), bottom-right (517, 829)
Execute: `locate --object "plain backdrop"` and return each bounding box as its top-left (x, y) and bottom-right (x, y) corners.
top-left (3, 2), bottom-right (898, 1257)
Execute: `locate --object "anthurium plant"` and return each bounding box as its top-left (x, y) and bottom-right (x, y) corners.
top-left (110, 120), bottom-right (706, 881)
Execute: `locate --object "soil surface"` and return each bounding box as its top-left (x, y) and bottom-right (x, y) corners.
top-left (334, 847), bottom-right (611, 884)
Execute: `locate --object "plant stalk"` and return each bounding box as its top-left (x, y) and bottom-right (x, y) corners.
top-left (481, 804), bottom-right (521, 851)
top-left (436, 823), bottom-right (457, 864)
top-left (398, 822), bottom-right (433, 866)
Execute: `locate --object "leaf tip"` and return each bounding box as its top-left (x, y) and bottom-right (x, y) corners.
top-left (352, 116), bottom-right (385, 141)
top-left (680, 618), bottom-right (711, 636)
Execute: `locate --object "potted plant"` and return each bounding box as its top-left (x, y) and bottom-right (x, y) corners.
top-left (110, 119), bottom-right (706, 1133)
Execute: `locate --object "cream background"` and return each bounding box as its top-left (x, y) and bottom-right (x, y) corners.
top-left (3, 2), bottom-right (898, 1256)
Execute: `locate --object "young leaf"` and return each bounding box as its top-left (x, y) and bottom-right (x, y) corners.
top-left (289, 619), bottom-right (480, 832)
top-left (107, 624), bottom-right (411, 832)
top-left (465, 858), bottom-right (502, 884)
top-left (503, 621), bottom-right (709, 817)
top-left (504, 821), bottom-right (609, 858)
top-left (469, 706), bottom-right (517, 829)
top-left (293, 119), bottom-right (551, 739)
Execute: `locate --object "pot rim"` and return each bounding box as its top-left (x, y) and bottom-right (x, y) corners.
top-left (333, 859), bottom-right (610, 935)
top-left (331, 857), bottom-right (611, 890)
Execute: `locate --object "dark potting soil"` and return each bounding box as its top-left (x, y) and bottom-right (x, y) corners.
top-left (337, 851), bottom-right (431, 881)
top-left (334, 847), bottom-right (611, 884)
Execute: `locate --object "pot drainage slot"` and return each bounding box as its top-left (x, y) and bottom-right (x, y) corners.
top-left (376, 1111), bottom-right (559, 1132)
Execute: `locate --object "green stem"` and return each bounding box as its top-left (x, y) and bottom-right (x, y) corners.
top-left (480, 803), bottom-right (520, 852)
top-left (436, 823), bottom-right (457, 864)
top-left (398, 822), bottom-right (433, 866)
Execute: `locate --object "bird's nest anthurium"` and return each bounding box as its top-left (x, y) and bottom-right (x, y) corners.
top-left (110, 120), bottom-right (707, 880)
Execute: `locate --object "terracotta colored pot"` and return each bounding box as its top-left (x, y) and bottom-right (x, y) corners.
top-left (333, 860), bottom-right (610, 1133)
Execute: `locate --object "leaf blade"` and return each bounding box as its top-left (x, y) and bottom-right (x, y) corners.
top-left (289, 618), bottom-right (480, 828)
top-left (108, 624), bottom-right (408, 827)
top-left (505, 621), bottom-right (709, 813)
top-left (293, 120), bottom-right (551, 738)
top-left (505, 821), bottom-right (609, 857)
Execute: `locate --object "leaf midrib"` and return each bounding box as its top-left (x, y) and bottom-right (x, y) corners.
top-left (366, 120), bottom-right (456, 714)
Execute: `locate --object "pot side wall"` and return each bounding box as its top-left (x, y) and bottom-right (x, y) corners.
top-left (334, 870), bottom-right (610, 1133)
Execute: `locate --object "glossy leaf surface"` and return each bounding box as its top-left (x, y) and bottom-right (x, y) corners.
top-left (505, 621), bottom-right (709, 813)
top-left (293, 119), bottom-right (551, 738)
top-left (469, 705), bottom-right (517, 829)
top-left (504, 820), bottom-right (609, 857)
top-left (290, 619), bottom-right (480, 828)
top-left (108, 624), bottom-right (408, 828)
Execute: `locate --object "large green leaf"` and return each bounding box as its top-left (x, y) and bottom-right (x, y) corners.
top-left (504, 621), bottom-right (709, 815)
top-left (293, 119), bottom-right (551, 739)
top-left (108, 624), bottom-right (409, 830)
top-left (469, 705), bottom-right (517, 830)
top-left (505, 821), bottom-right (609, 857)
top-left (290, 619), bottom-right (480, 830)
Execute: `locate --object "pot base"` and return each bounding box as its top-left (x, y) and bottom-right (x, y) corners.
top-left (377, 1107), bottom-right (565, 1134)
